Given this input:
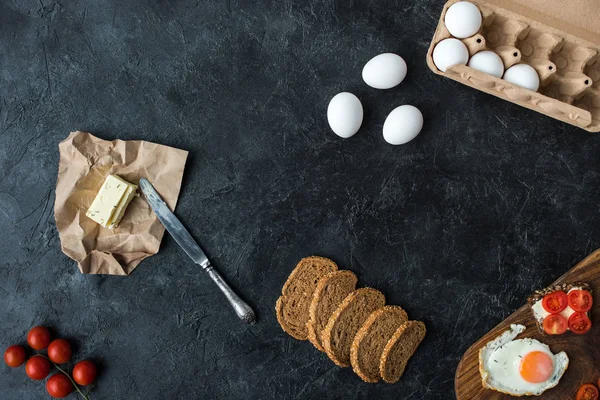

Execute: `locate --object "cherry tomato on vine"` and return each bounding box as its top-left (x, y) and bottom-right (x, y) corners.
top-left (46, 373), bottom-right (73, 398)
top-left (4, 345), bottom-right (26, 367)
top-left (73, 360), bottom-right (97, 386)
top-left (48, 339), bottom-right (72, 364)
top-left (25, 355), bottom-right (50, 380)
top-left (27, 326), bottom-right (51, 350)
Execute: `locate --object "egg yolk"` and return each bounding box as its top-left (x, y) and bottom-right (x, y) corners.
top-left (519, 351), bottom-right (554, 383)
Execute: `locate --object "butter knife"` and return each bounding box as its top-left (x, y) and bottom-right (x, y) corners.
top-left (139, 178), bottom-right (256, 324)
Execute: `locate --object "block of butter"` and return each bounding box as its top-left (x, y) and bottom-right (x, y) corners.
top-left (86, 174), bottom-right (138, 229)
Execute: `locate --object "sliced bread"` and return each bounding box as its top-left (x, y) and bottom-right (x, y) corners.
top-left (379, 320), bottom-right (426, 383)
top-left (350, 305), bottom-right (408, 383)
top-left (306, 270), bottom-right (358, 352)
top-left (275, 256), bottom-right (338, 340)
top-left (321, 288), bottom-right (385, 367)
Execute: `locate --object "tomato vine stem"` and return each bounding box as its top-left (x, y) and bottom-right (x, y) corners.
top-left (37, 354), bottom-right (90, 400)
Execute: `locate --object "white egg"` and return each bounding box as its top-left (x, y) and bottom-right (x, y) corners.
top-left (432, 38), bottom-right (469, 72)
top-left (327, 92), bottom-right (363, 138)
top-left (362, 53), bottom-right (407, 90)
top-left (480, 324), bottom-right (569, 397)
top-left (503, 64), bottom-right (540, 92)
top-left (468, 50), bottom-right (504, 78)
top-left (383, 105), bottom-right (423, 145)
top-left (444, 1), bottom-right (482, 39)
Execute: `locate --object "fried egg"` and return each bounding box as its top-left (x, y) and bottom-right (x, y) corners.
top-left (479, 324), bottom-right (568, 396)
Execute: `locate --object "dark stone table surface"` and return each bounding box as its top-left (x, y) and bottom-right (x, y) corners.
top-left (1, 1), bottom-right (599, 399)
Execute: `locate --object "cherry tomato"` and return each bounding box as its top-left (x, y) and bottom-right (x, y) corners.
top-left (576, 384), bottom-right (599, 400)
top-left (46, 373), bottom-right (73, 399)
top-left (25, 355), bottom-right (51, 380)
top-left (541, 291), bottom-right (568, 314)
top-left (568, 290), bottom-right (593, 313)
top-left (542, 314), bottom-right (567, 335)
top-left (568, 312), bottom-right (592, 334)
top-left (4, 345), bottom-right (26, 368)
top-left (47, 339), bottom-right (72, 364)
top-left (72, 360), bottom-right (97, 386)
top-left (27, 326), bottom-right (51, 350)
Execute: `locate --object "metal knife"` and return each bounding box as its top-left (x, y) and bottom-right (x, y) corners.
top-left (139, 178), bottom-right (256, 324)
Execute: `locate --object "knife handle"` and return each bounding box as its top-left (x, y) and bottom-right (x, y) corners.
top-left (204, 263), bottom-right (256, 324)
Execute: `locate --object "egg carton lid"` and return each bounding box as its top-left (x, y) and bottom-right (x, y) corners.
top-left (485, 0), bottom-right (599, 46)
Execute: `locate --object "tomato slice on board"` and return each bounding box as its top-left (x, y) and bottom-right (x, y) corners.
top-left (542, 314), bottom-right (568, 334)
top-left (541, 291), bottom-right (568, 314)
top-left (568, 290), bottom-right (593, 312)
top-left (568, 312), bottom-right (592, 334)
top-left (576, 384), bottom-right (599, 400)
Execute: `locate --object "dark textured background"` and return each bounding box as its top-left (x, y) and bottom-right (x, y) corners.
top-left (1, 0), bottom-right (599, 399)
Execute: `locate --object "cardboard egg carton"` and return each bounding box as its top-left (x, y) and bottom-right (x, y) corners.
top-left (427, 0), bottom-right (600, 132)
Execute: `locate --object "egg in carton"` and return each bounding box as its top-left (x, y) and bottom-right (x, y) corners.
top-left (427, 0), bottom-right (600, 132)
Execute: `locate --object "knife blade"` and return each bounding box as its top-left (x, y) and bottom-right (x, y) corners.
top-left (139, 178), bottom-right (256, 324)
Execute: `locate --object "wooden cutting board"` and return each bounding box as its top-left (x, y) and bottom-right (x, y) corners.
top-left (455, 249), bottom-right (600, 399)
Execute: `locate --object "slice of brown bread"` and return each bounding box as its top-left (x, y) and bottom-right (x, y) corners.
top-left (275, 256), bottom-right (338, 340)
top-left (321, 288), bottom-right (385, 367)
top-left (350, 305), bottom-right (408, 383)
top-left (379, 320), bottom-right (426, 384)
top-left (306, 270), bottom-right (358, 352)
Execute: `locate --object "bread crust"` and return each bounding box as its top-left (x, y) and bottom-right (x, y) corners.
top-left (276, 256), bottom-right (338, 340)
top-left (350, 305), bottom-right (408, 383)
top-left (306, 270), bottom-right (358, 352)
top-left (322, 288), bottom-right (385, 367)
top-left (305, 320), bottom-right (325, 351)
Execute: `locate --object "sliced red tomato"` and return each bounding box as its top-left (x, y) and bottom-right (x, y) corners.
top-left (542, 314), bottom-right (568, 334)
top-left (541, 291), bottom-right (568, 314)
top-left (568, 312), bottom-right (592, 334)
top-left (576, 384), bottom-right (599, 400)
top-left (568, 290), bottom-right (593, 312)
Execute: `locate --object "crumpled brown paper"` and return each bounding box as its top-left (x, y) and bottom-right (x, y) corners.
top-left (54, 131), bottom-right (188, 275)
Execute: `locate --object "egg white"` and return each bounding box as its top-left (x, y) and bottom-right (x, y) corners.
top-left (479, 324), bottom-right (569, 396)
